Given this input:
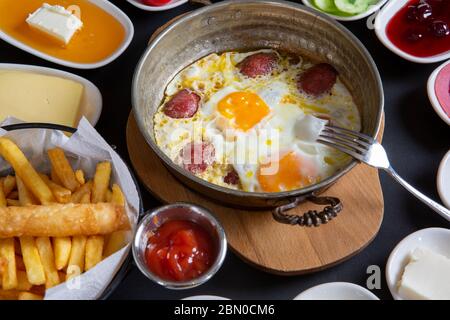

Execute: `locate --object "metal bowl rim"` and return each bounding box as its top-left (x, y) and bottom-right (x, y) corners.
top-left (132, 0), bottom-right (384, 201)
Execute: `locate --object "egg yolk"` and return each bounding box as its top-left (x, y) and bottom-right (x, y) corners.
top-left (218, 92), bottom-right (270, 131)
top-left (258, 152), bottom-right (317, 192)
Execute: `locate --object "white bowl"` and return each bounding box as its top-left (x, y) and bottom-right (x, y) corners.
top-left (293, 282), bottom-right (379, 300)
top-left (375, 0), bottom-right (450, 64)
top-left (0, 0), bottom-right (134, 69)
top-left (183, 295), bottom-right (230, 300)
top-left (302, 0), bottom-right (388, 22)
top-left (0, 63), bottom-right (102, 126)
top-left (427, 60), bottom-right (450, 126)
top-left (386, 228), bottom-right (450, 300)
top-left (438, 150), bottom-right (450, 209)
top-left (126, 0), bottom-right (188, 11)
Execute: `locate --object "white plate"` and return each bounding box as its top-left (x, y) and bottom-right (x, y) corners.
top-left (302, 0), bottom-right (388, 22)
top-left (386, 228), bottom-right (450, 300)
top-left (0, 63), bottom-right (102, 126)
top-left (0, 0), bottom-right (134, 69)
top-left (293, 282), bottom-right (379, 300)
top-left (438, 150), bottom-right (450, 209)
top-left (427, 60), bottom-right (450, 126)
top-left (126, 0), bottom-right (188, 11)
top-left (183, 295), bottom-right (230, 300)
top-left (374, 0), bottom-right (450, 64)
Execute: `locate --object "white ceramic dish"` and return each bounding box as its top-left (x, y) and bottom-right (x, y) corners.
top-left (0, 63), bottom-right (102, 126)
top-left (375, 0), bottom-right (450, 64)
top-left (437, 150), bottom-right (450, 209)
top-left (427, 60), bottom-right (450, 126)
top-left (126, 0), bottom-right (188, 11)
top-left (302, 0), bottom-right (388, 22)
top-left (293, 282), bottom-right (379, 300)
top-left (182, 295), bottom-right (230, 300)
top-left (0, 0), bottom-right (134, 69)
top-left (386, 227), bottom-right (450, 300)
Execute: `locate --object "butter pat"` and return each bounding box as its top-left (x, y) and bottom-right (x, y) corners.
top-left (26, 3), bottom-right (83, 45)
top-left (0, 71), bottom-right (83, 127)
top-left (398, 247), bottom-right (450, 300)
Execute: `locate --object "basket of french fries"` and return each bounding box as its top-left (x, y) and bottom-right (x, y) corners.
top-left (0, 118), bottom-right (141, 300)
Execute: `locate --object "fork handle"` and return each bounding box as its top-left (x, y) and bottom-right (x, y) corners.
top-left (385, 167), bottom-right (450, 222)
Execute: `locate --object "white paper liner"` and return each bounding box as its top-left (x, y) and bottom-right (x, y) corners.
top-left (0, 117), bottom-right (140, 300)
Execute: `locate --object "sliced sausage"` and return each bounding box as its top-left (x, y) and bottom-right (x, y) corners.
top-left (163, 89), bottom-right (200, 119)
top-left (238, 53), bottom-right (278, 78)
top-left (223, 169), bottom-right (240, 185)
top-left (297, 63), bottom-right (338, 97)
top-left (179, 142), bottom-right (215, 174)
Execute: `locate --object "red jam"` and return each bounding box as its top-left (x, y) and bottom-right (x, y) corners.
top-left (435, 63), bottom-right (450, 117)
top-left (145, 219), bottom-right (216, 282)
top-left (386, 0), bottom-right (450, 57)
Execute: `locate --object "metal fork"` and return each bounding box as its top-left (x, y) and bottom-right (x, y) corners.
top-left (318, 125), bottom-right (450, 222)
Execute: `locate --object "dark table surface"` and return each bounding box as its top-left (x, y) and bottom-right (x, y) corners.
top-left (1, 0), bottom-right (449, 300)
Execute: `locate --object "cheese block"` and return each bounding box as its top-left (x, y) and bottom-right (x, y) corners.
top-left (398, 247), bottom-right (450, 300)
top-left (26, 3), bottom-right (83, 45)
top-left (0, 71), bottom-right (83, 127)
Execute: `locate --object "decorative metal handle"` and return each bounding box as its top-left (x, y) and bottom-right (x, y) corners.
top-left (272, 196), bottom-right (343, 227)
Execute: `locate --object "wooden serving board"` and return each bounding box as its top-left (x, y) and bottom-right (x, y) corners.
top-left (126, 113), bottom-right (384, 274)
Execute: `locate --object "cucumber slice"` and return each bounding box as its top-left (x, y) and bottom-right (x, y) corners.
top-left (334, 0), bottom-right (370, 14)
top-left (314, 0), bottom-right (338, 13)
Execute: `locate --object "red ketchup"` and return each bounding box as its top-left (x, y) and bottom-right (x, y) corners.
top-left (145, 219), bottom-right (215, 282)
top-left (386, 0), bottom-right (450, 57)
top-left (435, 63), bottom-right (450, 117)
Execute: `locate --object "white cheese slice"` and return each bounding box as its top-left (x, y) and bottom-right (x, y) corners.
top-left (26, 3), bottom-right (83, 45)
top-left (398, 247), bottom-right (450, 300)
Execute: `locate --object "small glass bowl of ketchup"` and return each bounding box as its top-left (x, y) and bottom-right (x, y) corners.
top-left (132, 203), bottom-right (227, 289)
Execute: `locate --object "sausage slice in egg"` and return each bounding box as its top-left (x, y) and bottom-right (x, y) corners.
top-left (297, 63), bottom-right (338, 97)
top-left (163, 89), bottom-right (200, 119)
top-left (238, 52), bottom-right (278, 78)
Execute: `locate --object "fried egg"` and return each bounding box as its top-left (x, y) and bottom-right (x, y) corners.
top-left (153, 49), bottom-right (361, 192)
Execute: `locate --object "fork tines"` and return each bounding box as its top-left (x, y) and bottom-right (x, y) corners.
top-left (317, 125), bottom-right (375, 160)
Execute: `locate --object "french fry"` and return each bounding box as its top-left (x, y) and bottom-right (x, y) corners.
top-left (66, 236), bottom-right (86, 281)
top-left (0, 238), bottom-right (17, 290)
top-left (47, 148), bottom-right (80, 192)
top-left (6, 199), bottom-right (20, 206)
top-left (35, 237), bottom-right (60, 289)
top-left (103, 231), bottom-right (128, 258)
top-left (70, 181), bottom-right (92, 203)
top-left (85, 236), bottom-right (104, 271)
top-left (105, 189), bottom-right (112, 202)
top-left (53, 237), bottom-right (71, 270)
top-left (80, 192), bottom-right (91, 204)
top-left (0, 138), bottom-right (54, 204)
top-left (17, 176), bottom-right (38, 205)
top-left (16, 271), bottom-right (32, 291)
top-left (50, 169), bottom-right (62, 185)
top-left (20, 236), bottom-right (46, 285)
top-left (0, 289), bottom-right (19, 300)
top-left (18, 292), bottom-right (42, 300)
top-left (0, 181), bottom-right (6, 207)
top-left (75, 169), bottom-right (85, 185)
top-left (92, 162), bottom-right (111, 203)
top-left (3, 175), bottom-right (16, 196)
top-left (39, 174), bottom-right (71, 204)
top-left (104, 184), bottom-right (128, 257)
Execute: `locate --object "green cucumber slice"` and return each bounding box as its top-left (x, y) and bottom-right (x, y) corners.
top-left (314, 0), bottom-right (338, 13)
top-left (334, 0), bottom-right (371, 14)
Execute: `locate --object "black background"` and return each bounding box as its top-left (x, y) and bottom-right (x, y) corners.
top-left (0, 0), bottom-right (449, 300)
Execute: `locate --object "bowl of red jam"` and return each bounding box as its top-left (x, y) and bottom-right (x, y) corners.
top-left (132, 203), bottom-right (227, 289)
top-left (428, 59), bottom-right (450, 125)
top-left (375, 0), bottom-right (450, 63)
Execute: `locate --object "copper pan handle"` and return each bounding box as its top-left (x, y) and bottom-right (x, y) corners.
top-left (272, 196), bottom-right (343, 227)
